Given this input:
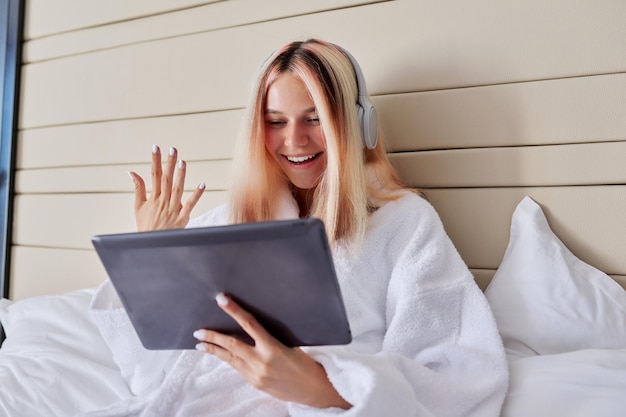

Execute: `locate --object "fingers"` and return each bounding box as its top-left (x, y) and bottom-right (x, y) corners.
top-left (194, 328), bottom-right (250, 369)
top-left (171, 159), bottom-right (185, 206)
top-left (170, 152), bottom-right (206, 220)
top-left (129, 171), bottom-right (147, 212)
top-left (192, 295), bottom-right (255, 369)
top-left (151, 145), bottom-right (182, 203)
top-left (180, 181), bottom-right (206, 219)
top-left (193, 293), bottom-right (276, 356)
top-left (192, 295), bottom-right (346, 407)
top-left (144, 144), bottom-right (205, 206)
top-left (154, 146), bottom-right (201, 210)
top-left (215, 293), bottom-right (274, 345)
top-left (191, 296), bottom-right (261, 378)
top-left (150, 144), bottom-right (162, 198)
top-left (161, 147), bottom-right (178, 202)
top-left (131, 145), bottom-right (205, 231)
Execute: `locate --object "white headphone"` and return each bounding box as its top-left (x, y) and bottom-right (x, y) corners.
top-left (335, 46), bottom-right (379, 149)
top-left (265, 43), bottom-right (379, 149)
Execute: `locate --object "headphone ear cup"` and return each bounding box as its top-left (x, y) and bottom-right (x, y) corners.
top-left (356, 103), bottom-right (365, 147)
top-left (359, 99), bottom-right (378, 149)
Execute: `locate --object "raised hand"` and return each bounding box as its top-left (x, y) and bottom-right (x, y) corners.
top-left (193, 293), bottom-right (352, 409)
top-left (128, 145), bottom-right (205, 232)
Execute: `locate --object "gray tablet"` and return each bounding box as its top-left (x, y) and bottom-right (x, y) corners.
top-left (91, 218), bottom-right (352, 350)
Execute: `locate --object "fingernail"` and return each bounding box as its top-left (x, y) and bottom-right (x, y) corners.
top-left (152, 144), bottom-right (158, 154)
top-left (169, 147), bottom-right (176, 156)
top-left (215, 292), bottom-right (228, 306)
top-left (195, 343), bottom-right (207, 352)
top-left (193, 330), bottom-right (205, 339)
top-left (198, 182), bottom-right (206, 190)
top-left (178, 160), bottom-right (185, 169)
top-left (127, 171), bottom-right (134, 181)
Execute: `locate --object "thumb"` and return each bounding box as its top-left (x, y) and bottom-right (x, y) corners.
top-left (129, 171), bottom-right (147, 211)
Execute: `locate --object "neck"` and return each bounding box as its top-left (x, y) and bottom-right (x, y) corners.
top-left (292, 186), bottom-right (314, 218)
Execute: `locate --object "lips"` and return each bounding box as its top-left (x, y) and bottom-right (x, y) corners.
top-left (285, 152), bottom-right (321, 164)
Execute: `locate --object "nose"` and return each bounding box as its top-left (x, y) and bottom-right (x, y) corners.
top-left (284, 122), bottom-right (309, 147)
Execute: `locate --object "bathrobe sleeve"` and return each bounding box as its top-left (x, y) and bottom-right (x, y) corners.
top-left (288, 196), bottom-right (508, 417)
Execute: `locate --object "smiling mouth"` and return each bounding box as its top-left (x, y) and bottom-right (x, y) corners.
top-left (285, 153), bottom-right (321, 164)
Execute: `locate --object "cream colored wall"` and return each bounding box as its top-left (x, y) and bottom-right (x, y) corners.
top-left (12, 0), bottom-right (626, 299)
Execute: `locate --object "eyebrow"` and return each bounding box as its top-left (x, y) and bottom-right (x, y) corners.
top-left (264, 107), bottom-right (317, 115)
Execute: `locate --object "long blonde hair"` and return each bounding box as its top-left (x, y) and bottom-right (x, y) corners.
top-left (229, 39), bottom-right (408, 246)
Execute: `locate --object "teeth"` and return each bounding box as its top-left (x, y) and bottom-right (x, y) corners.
top-left (287, 154), bottom-right (316, 163)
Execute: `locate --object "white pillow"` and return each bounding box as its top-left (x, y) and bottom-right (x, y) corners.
top-left (485, 196), bottom-right (626, 361)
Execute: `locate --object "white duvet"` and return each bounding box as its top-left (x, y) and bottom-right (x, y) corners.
top-left (2, 195), bottom-right (625, 416)
top-left (503, 349), bottom-right (626, 417)
top-left (2, 292), bottom-right (625, 417)
top-left (0, 290), bottom-right (132, 416)
top-left (2, 192), bottom-right (508, 416)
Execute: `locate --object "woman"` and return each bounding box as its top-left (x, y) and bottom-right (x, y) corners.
top-left (99, 39), bottom-right (507, 416)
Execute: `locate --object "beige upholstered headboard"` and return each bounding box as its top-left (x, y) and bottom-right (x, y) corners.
top-left (11, 0), bottom-right (626, 299)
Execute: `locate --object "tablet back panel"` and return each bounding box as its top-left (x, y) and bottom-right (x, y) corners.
top-left (92, 218), bottom-right (352, 349)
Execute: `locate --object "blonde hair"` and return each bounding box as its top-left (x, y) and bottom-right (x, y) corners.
top-left (229, 39), bottom-right (409, 246)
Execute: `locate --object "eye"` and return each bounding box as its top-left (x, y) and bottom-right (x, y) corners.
top-left (266, 119), bottom-right (286, 127)
top-left (306, 116), bottom-right (320, 125)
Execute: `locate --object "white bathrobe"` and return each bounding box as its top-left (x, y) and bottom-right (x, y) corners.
top-left (85, 191), bottom-right (508, 417)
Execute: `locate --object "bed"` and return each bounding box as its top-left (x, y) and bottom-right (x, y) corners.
top-left (3, 0), bottom-right (626, 415)
top-left (1, 193), bottom-right (625, 417)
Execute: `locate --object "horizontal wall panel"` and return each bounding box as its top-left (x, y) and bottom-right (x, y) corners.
top-left (11, 256), bottom-right (625, 303)
top-left (13, 191), bottom-right (228, 249)
top-left (25, 0), bottom-right (219, 40)
top-left (9, 246), bottom-right (108, 300)
top-left (24, 0), bottom-right (387, 63)
top-left (19, 0), bottom-right (626, 129)
top-left (15, 160), bottom-right (232, 194)
top-left (471, 269), bottom-right (626, 292)
top-left (425, 186), bottom-right (626, 277)
top-left (13, 187), bottom-right (626, 278)
top-left (378, 73), bottom-right (626, 152)
top-left (390, 141), bottom-right (626, 188)
top-left (22, 139), bottom-right (626, 202)
top-left (18, 73), bottom-right (626, 171)
top-left (17, 110), bottom-right (242, 169)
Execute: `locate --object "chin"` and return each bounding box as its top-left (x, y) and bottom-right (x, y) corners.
top-left (289, 178), bottom-right (321, 192)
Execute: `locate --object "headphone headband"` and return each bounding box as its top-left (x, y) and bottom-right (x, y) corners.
top-left (334, 45), bottom-right (378, 149)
